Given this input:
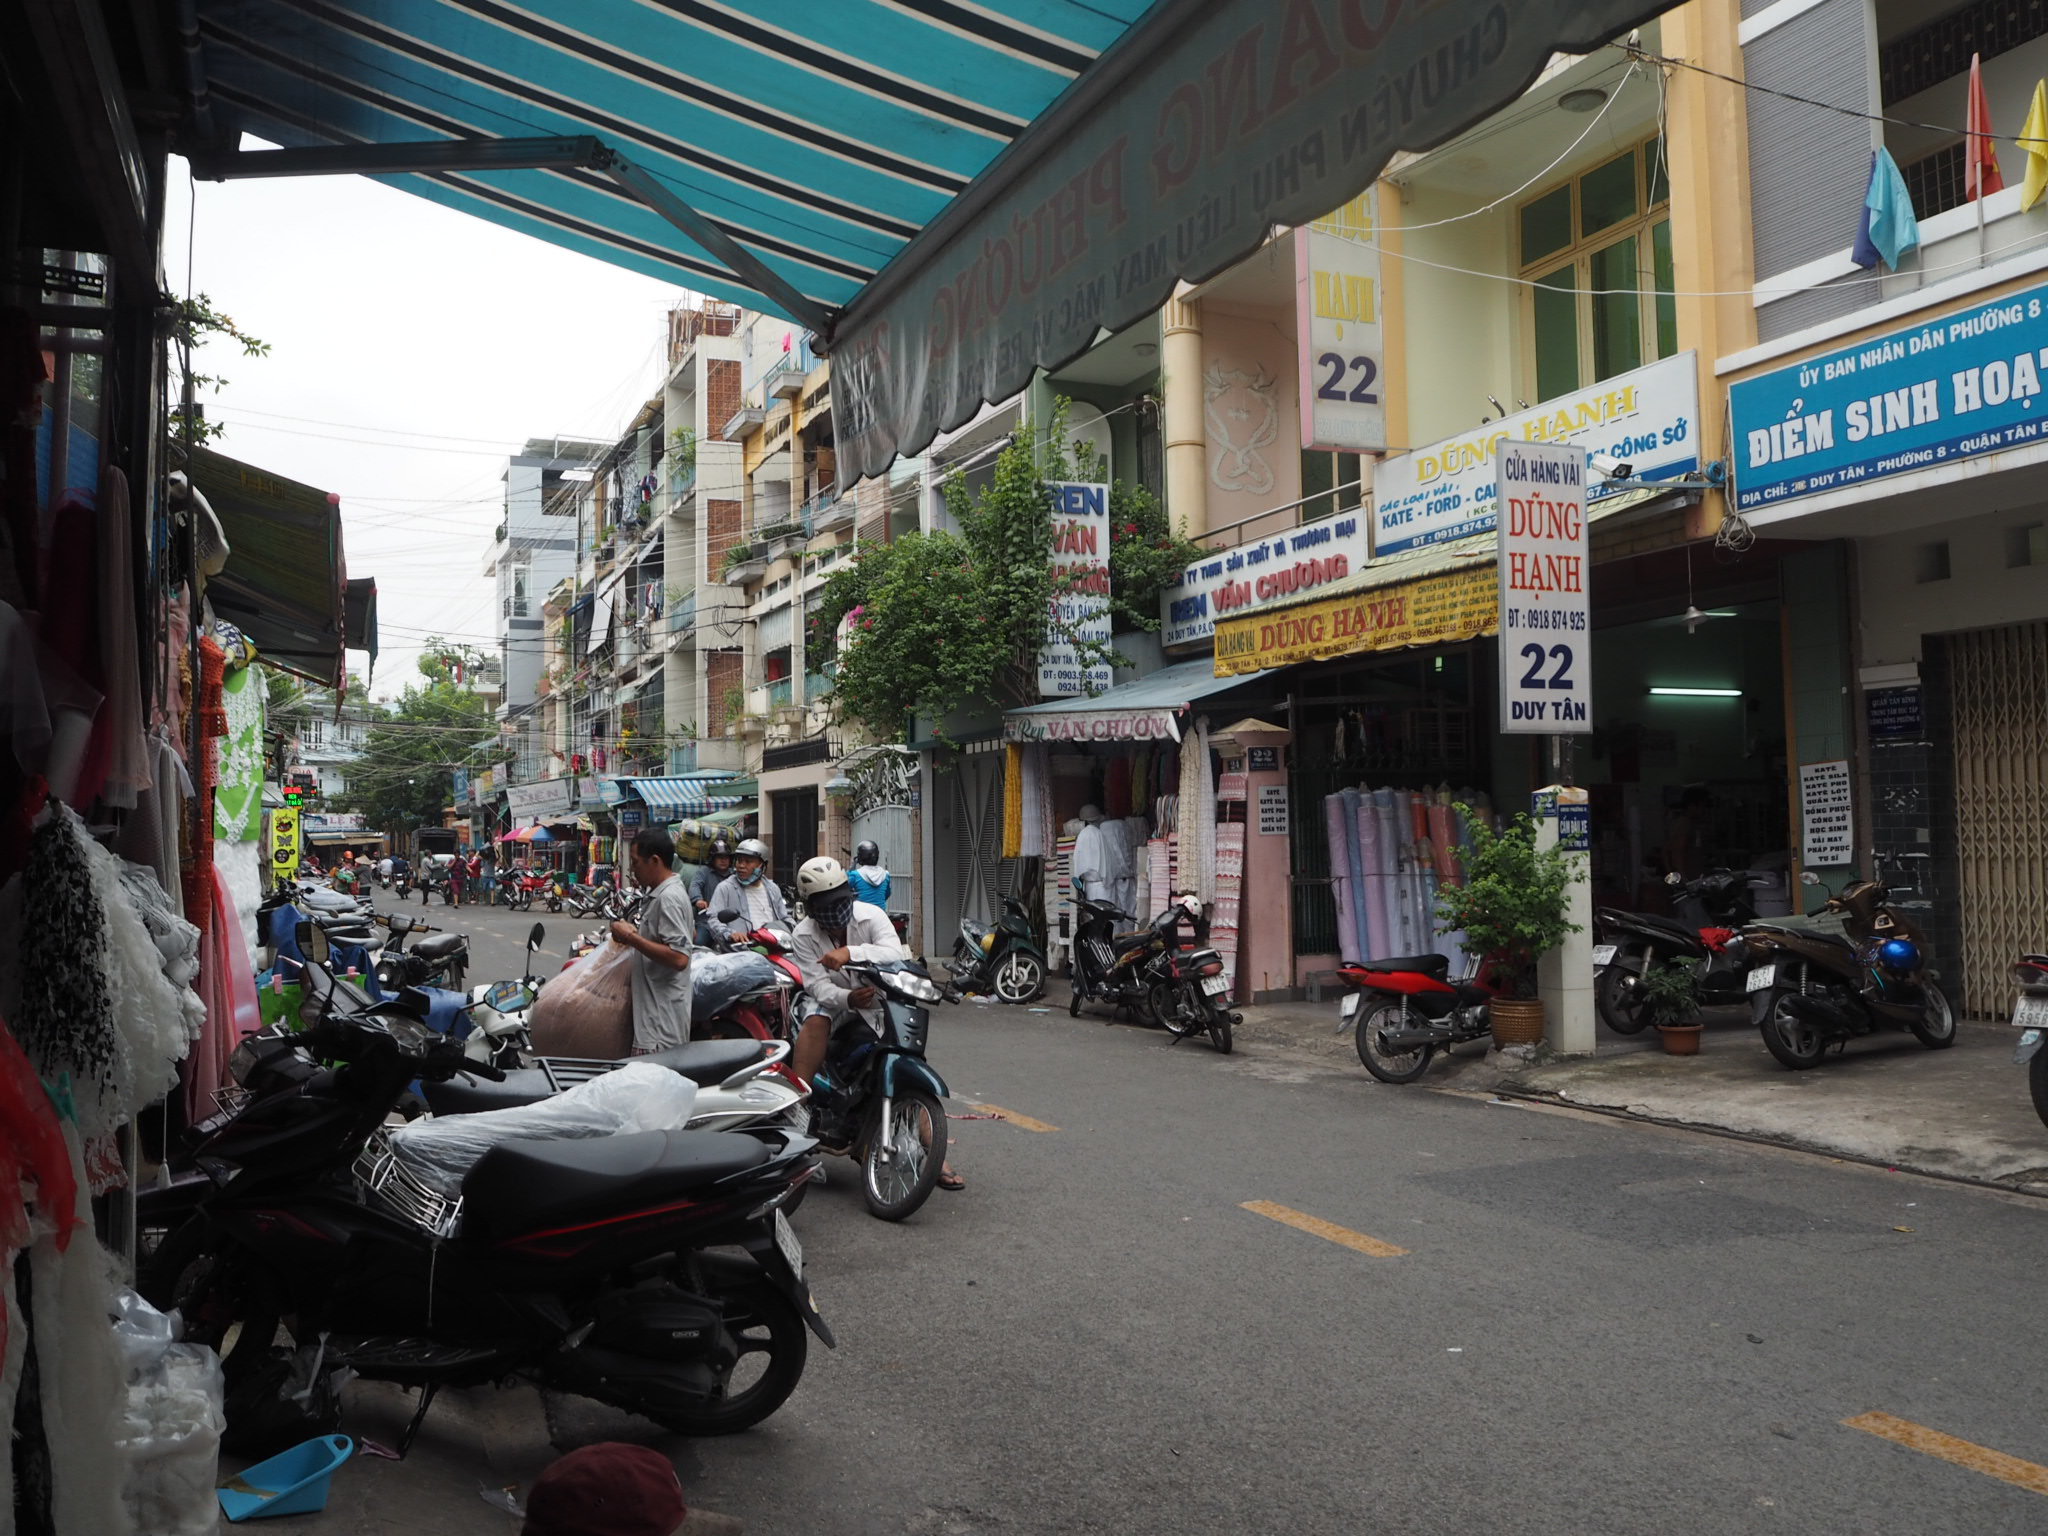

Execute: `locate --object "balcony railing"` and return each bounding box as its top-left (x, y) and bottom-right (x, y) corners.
top-left (765, 677), bottom-right (794, 710)
top-left (665, 590), bottom-right (697, 634)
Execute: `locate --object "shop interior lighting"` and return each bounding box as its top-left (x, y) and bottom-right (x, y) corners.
top-left (1559, 88), bottom-right (1608, 113)
top-left (1648, 686), bottom-right (1743, 697)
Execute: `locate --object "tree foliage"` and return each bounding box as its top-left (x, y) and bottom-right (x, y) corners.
top-left (171, 294), bottom-right (270, 447)
top-left (1432, 806), bottom-right (1584, 999)
top-left (808, 402), bottom-right (1192, 744)
top-left (335, 639), bottom-right (494, 835)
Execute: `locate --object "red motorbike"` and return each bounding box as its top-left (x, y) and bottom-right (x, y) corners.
top-left (705, 920), bottom-right (805, 1042)
top-left (507, 871), bottom-right (558, 913)
top-left (1335, 953), bottom-right (1499, 1083)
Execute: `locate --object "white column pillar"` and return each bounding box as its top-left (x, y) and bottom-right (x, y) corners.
top-left (1534, 784), bottom-right (1596, 1055)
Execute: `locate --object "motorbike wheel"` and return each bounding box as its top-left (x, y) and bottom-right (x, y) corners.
top-left (1756, 985), bottom-right (1827, 1070)
top-left (1908, 981), bottom-right (1957, 1048)
top-left (1355, 1001), bottom-right (1435, 1084)
top-left (1594, 961), bottom-right (1654, 1036)
top-left (546, 894), bottom-right (563, 914)
top-left (2030, 1048), bottom-right (2048, 1131)
top-left (861, 1090), bottom-right (946, 1221)
top-left (1202, 995), bottom-right (1233, 1054)
top-left (1148, 981), bottom-right (1194, 1036)
top-left (649, 1274), bottom-right (809, 1437)
top-left (991, 951), bottom-right (1044, 1004)
top-left (1068, 969), bottom-right (1085, 1017)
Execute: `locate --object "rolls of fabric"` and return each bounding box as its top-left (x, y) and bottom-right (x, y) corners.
top-left (1364, 789), bottom-right (1394, 960)
top-left (1324, 792), bottom-right (1359, 964)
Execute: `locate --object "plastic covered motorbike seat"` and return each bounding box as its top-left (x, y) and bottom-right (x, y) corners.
top-left (1362, 954), bottom-right (1453, 977)
top-left (412, 933), bottom-right (467, 961)
top-left (635, 1038), bottom-right (769, 1085)
top-left (461, 1128), bottom-right (769, 1239)
top-left (421, 1068), bottom-right (556, 1116)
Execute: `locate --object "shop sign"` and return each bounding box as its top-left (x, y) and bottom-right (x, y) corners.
top-left (577, 776), bottom-right (603, 806)
top-left (1160, 506), bottom-right (1370, 648)
top-left (1004, 707), bottom-right (1182, 744)
top-left (452, 768), bottom-right (470, 808)
top-left (1246, 745), bottom-right (1279, 772)
top-left (1212, 564), bottom-right (1496, 677)
top-left (1039, 481), bottom-right (1113, 697)
top-left (1373, 352), bottom-right (1700, 556)
top-left (1866, 686), bottom-right (1923, 741)
top-left (1257, 783), bottom-right (1289, 835)
top-left (303, 812), bottom-right (366, 832)
top-left (1496, 441), bottom-right (1591, 735)
top-left (506, 778), bottom-right (575, 818)
top-left (1296, 188), bottom-right (1386, 453)
top-left (269, 807), bottom-right (300, 873)
top-left (1731, 282), bottom-right (2048, 512)
top-left (1799, 760), bottom-right (1854, 866)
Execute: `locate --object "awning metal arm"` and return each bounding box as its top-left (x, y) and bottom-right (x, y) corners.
top-left (188, 135), bottom-right (839, 338)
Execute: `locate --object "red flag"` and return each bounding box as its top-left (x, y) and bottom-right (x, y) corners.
top-left (1968, 52), bottom-right (2005, 199)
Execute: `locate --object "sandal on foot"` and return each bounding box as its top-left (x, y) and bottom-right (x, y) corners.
top-left (936, 1169), bottom-right (966, 1192)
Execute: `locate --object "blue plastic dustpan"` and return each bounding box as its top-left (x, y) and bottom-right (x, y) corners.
top-left (218, 1435), bottom-right (354, 1522)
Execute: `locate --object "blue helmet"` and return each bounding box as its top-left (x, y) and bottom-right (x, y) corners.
top-left (1877, 938), bottom-right (1921, 973)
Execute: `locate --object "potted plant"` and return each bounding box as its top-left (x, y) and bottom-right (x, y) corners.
top-left (1637, 961), bottom-right (1705, 1054)
top-left (1434, 806), bottom-right (1582, 1047)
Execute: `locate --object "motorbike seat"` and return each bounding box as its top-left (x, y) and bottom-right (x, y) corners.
top-left (461, 1128), bottom-right (769, 1240)
top-left (635, 1038), bottom-right (771, 1085)
top-left (412, 933), bottom-right (467, 961)
top-left (1362, 954), bottom-right (1452, 977)
top-left (422, 1069), bottom-right (555, 1116)
top-left (1110, 929), bottom-right (1153, 951)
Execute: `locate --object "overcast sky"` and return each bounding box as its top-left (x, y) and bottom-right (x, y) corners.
top-left (163, 153), bottom-right (691, 701)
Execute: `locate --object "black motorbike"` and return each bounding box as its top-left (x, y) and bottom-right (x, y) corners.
top-left (372, 910), bottom-right (469, 995)
top-left (1593, 869), bottom-right (1774, 1033)
top-left (946, 895), bottom-right (1047, 1004)
top-left (808, 959), bottom-right (956, 1222)
top-left (2010, 953), bottom-right (2048, 1127)
top-left (1131, 898), bottom-right (1235, 1053)
top-left (139, 943), bottom-right (829, 1454)
top-left (1067, 896), bottom-right (1162, 1023)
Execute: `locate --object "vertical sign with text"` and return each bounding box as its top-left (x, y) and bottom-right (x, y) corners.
top-left (1296, 189), bottom-right (1387, 454)
top-left (1496, 441), bottom-right (1591, 735)
top-left (1039, 481), bottom-right (1113, 697)
top-left (1798, 760), bottom-right (1854, 866)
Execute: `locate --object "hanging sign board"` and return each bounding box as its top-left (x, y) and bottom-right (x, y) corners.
top-left (1160, 505), bottom-right (1370, 648)
top-left (1374, 353), bottom-right (1699, 556)
top-left (1799, 760), bottom-right (1855, 866)
top-left (1039, 481), bottom-right (1113, 697)
top-left (1296, 188), bottom-right (1386, 453)
top-left (506, 778), bottom-right (575, 819)
top-left (1212, 563), bottom-right (1496, 676)
top-left (1496, 441), bottom-right (1591, 735)
top-left (1865, 686), bottom-right (1923, 741)
top-left (269, 807), bottom-right (301, 874)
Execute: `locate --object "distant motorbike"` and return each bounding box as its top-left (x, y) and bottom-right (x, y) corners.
top-left (2008, 954), bottom-right (2048, 1127)
top-left (1337, 953), bottom-right (1499, 1084)
top-left (945, 895), bottom-right (1047, 1004)
top-left (1731, 879), bottom-right (1955, 1069)
top-left (808, 959), bottom-right (957, 1221)
top-left (1593, 869), bottom-right (1776, 1033)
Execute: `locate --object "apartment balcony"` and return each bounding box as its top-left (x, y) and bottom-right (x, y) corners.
top-left (763, 358), bottom-right (805, 400)
top-left (720, 405), bottom-right (765, 442)
top-left (803, 489), bottom-right (853, 534)
top-left (765, 677), bottom-right (794, 711)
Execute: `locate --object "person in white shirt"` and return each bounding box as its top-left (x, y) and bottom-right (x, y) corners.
top-left (791, 856), bottom-right (962, 1190)
top-left (706, 837), bottom-right (791, 942)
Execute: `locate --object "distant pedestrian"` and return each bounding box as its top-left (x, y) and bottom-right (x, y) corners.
top-left (445, 851), bottom-right (466, 908)
top-left (519, 1441), bottom-right (742, 1534)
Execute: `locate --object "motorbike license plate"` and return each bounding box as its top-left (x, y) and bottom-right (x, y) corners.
top-left (1745, 963), bottom-right (1777, 993)
top-left (1200, 975), bottom-right (1230, 996)
top-left (1339, 992), bottom-right (1360, 1020)
top-left (2014, 996), bottom-right (2048, 1030)
top-left (772, 1209), bottom-right (803, 1278)
top-left (1591, 945), bottom-right (1617, 969)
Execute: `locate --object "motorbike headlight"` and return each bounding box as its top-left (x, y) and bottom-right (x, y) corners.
top-left (889, 972), bottom-right (945, 1003)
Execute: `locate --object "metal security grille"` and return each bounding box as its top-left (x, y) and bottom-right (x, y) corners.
top-left (1946, 621), bottom-right (2048, 1014)
top-left (1902, 141), bottom-right (1967, 221)
top-left (947, 754), bottom-right (1003, 931)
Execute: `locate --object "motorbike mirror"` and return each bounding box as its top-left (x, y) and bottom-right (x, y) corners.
top-left (481, 979), bottom-right (537, 1013)
top-left (1799, 870), bottom-right (1822, 885)
top-left (296, 921), bottom-right (331, 966)
top-left (717, 908), bottom-right (741, 924)
top-left (527, 922), bottom-right (546, 950)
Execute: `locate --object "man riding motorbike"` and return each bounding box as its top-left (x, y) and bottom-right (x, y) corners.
top-left (691, 837), bottom-right (737, 945)
top-left (708, 838), bottom-right (790, 943)
top-left (792, 856), bottom-right (962, 1191)
top-left (847, 841), bottom-right (890, 908)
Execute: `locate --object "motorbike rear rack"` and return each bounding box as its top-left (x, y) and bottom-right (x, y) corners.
top-left (354, 1130), bottom-right (464, 1239)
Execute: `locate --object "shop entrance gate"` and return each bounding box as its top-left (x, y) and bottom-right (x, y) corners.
top-left (1946, 621), bottom-right (2048, 1013)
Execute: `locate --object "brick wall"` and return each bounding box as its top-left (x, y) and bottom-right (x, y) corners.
top-left (706, 499), bottom-right (742, 570)
top-left (707, 360), bottom-right (741, 438)
top-left (705, 651), bottom-right (744, 738)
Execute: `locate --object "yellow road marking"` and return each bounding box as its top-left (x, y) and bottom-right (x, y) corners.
top-left (978, 1104), bottom-right (1058, 1133)
top-left (1240, 1200), bottom-right (1408, 1257)
top-left (1844, 1413), bottom-right (2048, 1496)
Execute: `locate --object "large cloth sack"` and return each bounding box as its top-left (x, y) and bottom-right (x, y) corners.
top-left (527, 938), bottom-right (635, 1059)
top-left (689, 950), bottom-right (780, 1024)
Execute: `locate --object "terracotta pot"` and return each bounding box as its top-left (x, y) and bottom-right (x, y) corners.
top-left (1488, 998), bottom-right (1545, 1047)
top-left (1656, 1022), bottom-right (1704, 1055)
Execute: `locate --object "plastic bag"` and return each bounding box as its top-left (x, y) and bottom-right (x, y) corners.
top-left (387, 1061), bottom-right (697, 1197)
top-left (112, 1288), bottom-right (226, 1536)
top-left (689, 950), bottom-right (780, 1024)
top-left (528, 937), bottom-right (636, 1058)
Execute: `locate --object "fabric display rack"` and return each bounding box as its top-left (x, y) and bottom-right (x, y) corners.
top-left (1321, 787), bottom-right (1493, 969)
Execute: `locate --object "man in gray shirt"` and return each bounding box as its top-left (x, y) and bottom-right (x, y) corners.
top-left (610, 828), bottom-right (696, 1052)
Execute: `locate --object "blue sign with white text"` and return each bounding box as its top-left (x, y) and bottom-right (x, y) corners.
top-left (1730, 282), bottom-right (2048, 510)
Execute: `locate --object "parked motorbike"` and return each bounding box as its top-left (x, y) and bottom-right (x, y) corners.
top-left (2008, 954), bottom-right (2048, 1127)
top-left (1337, 953), bottom-right (1498, 1084)
top-left (808, 959), bottom-right (957, 1221)
top-left (1731, 878), bottom-right (1956, 1069)
top-left (139, 950), bottom-right (829, 1451)
top-left (946, 895), bottom-right (1047, 1004)
top-left (1098, 895), bottom-right (1233, 1052)
top-left (506, 870), bottom-right (558, 912)
top-left (1593, 869), bottom-right (1775, 1033)
top-left (372, 910), bottom-right (470, 996)
top-left (1067, 896), bottom-right (1161, 1022)
top-left (705, 909), bottom-right (804, 1041)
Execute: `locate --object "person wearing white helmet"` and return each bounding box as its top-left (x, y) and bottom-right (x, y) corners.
top-left (791, 855), bottom-right (962, 1189)
top-left (706, 836), bottom-right (790, 942)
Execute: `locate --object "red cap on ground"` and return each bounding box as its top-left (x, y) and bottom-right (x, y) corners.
top-left (521, 1443), bottom-right (687, 1536)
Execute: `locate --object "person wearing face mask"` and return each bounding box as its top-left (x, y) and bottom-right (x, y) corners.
top-left (706, 837), bottom-right (790, 942)
top-left (690, 837), bottom-right (735, 945)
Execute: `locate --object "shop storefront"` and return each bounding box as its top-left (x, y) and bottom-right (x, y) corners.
top-left (1727, 279), bottom-right (2048, 1014)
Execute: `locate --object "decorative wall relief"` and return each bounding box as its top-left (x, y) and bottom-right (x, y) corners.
top-left (1204, 362), bottom-right (1278, 494)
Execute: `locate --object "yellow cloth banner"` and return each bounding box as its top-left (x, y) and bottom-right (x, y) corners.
top-left (1212, 564), bottom-right (1497, 677)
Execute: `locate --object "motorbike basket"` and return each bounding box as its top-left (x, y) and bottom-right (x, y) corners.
top-left (353, 1129), bottom-right (464, 1239)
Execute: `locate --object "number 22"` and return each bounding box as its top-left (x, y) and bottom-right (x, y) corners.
top-left (1316, 352), bottom-right (1379, 404)
top-left (1519, 643), bottom-right (1574, 690)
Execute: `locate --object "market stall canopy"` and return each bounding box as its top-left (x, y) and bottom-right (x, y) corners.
top-left (344, 577), bottom-right (379, 669)
top-left (622, 775), bottom-right (757, 815)
top-left (184, 443), bottom-right (351, 686)
top-left (179, 0), bottom-right (1665, 482)
top-left (1003, 658), bottom-right (1251, 743)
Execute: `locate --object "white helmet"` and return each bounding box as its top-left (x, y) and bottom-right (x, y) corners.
top-left (796, 855), bottom-right (849, 901)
